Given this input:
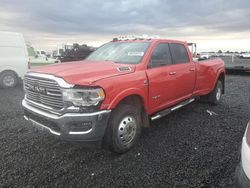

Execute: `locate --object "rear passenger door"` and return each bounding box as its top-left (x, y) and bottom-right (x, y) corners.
top-left (168, 43), bottom-right (196, 101)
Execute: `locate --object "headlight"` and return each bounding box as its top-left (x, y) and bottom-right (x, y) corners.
top-left (62, 88), bottom-right (105, 107)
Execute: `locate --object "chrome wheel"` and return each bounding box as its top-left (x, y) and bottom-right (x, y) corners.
top-left (216, 87), bottom-right (222, 101)
top-left (3, 75), bottom-right (15, 87)
top-left (118, 116), bottom-right (137, 145)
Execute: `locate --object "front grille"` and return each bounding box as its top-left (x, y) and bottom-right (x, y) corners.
top-left (24, 75), bottom-right (64, 111)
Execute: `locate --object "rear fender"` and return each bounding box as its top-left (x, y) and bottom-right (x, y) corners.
top-left (213, 68), bottom-right (225, 93)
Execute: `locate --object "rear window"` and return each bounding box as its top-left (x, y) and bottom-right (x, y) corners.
top-left (170, 43), bottom-right (190, 64)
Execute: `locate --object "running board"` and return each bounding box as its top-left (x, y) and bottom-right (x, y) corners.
top-left (150, 98), bottom-right (195, 121)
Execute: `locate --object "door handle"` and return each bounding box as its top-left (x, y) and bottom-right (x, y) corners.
top-left (189, 68), bottom-right (195, 71)
top-left (169, 71), bottom-right (176, 75)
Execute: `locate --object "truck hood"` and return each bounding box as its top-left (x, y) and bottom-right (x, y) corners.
top-left (31, 60), bottom-right (136, 86)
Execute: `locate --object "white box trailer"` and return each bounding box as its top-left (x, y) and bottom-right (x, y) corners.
top-left (0, 31), bottom-right (29, 88)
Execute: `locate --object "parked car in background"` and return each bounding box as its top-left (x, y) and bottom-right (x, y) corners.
top-left (57, 43), bottom-right (95, 62)
top-left (239, 53), bottom-right (250, 59)
top-left (22, 36), bottom-right (225, 153)
top-left (199, 52), bottom-right (212, 60)
top-left (27, 46), bottom-right (59, 69)
top-left (235, 121), bottom-right (250, 188)
top-left (0, 31), bottom-right (29, 88)
top-left (36, 50), bottom-right (47, 59)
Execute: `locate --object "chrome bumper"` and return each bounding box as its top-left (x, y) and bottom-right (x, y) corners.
top-left (22, 99), bottom-right (111, 142)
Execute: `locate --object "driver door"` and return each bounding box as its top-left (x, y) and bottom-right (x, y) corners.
top-left (146, 43), bottom-right (176, 113)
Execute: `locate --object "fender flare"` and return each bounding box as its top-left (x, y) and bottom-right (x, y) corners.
top-left (107, 88), bottom-right (148, 112)
top-left (0, 68), bottom-right (19, 78)
top-left (213, 68), bottom-right (225, 91)
top-left (0, 66), bottom-right (19, 77)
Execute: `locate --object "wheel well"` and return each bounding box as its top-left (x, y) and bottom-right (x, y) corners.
top-left (218, 73), bottom-right (225, 94)
top-left (118, 95), bottom-right (150, 127)
top-left (119, 95), bottom-right (143, 108)
top-left (0, 70), bottom-right (18, 78)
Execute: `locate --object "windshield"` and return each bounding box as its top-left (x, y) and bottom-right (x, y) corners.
top-left (86, 42), bottom-right (150, 64)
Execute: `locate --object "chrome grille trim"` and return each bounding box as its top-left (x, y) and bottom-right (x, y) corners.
top-left (25, 72), bottom-right (74, 88)
top-left (23, 72), bottom-right (74, 114)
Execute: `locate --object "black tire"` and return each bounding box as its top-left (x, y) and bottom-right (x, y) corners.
top-left (207, 80), bottom-right (223, 105)
top-left (105, 104), bottom-right (142, 154)
top-left (0, 71), bottom-right (18, 88)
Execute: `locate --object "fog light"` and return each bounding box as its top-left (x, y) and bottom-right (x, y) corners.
top-left (69, 121), bottom-right (92, 132)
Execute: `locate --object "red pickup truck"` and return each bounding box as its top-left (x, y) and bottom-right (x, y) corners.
top-left (22, 37), bottom-right (225, 153)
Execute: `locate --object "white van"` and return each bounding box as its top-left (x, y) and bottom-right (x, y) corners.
top-left (0, 31), bottom-right (29, 88)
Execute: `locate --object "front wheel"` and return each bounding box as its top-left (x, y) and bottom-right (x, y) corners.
top-left (0, 71), bottom-right (18, 88)
top-left (105, 104), bottom-right (142, 154)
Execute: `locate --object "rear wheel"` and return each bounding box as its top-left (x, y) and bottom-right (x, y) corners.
top-left (105, 104), bottom-right (142, 154)
top-left (207, 80), bottom-right (223, 105)
top-left (0, 71), bottom-right (18, 88)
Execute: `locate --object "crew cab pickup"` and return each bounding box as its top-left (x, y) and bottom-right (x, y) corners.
top-left (22, 37), bottom-right (225, 153)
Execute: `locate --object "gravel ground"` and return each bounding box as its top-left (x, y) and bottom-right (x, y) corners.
top-left (0, 75), bottom-right (249, 188)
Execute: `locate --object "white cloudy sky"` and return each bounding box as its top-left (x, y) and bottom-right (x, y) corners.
top-left (0, 0), bottom-right (250, 52)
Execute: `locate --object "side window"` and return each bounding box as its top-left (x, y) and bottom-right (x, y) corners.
top-left (169, 43), bottom-right (190, 64)
top-left (150, 43), bottom-right (172, 68)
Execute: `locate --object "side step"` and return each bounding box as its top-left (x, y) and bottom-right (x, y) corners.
top-left (150, 98), bottom-right (195, 121)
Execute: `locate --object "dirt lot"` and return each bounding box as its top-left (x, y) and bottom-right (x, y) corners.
top-left (0, 75), bottom-right (249, 188)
